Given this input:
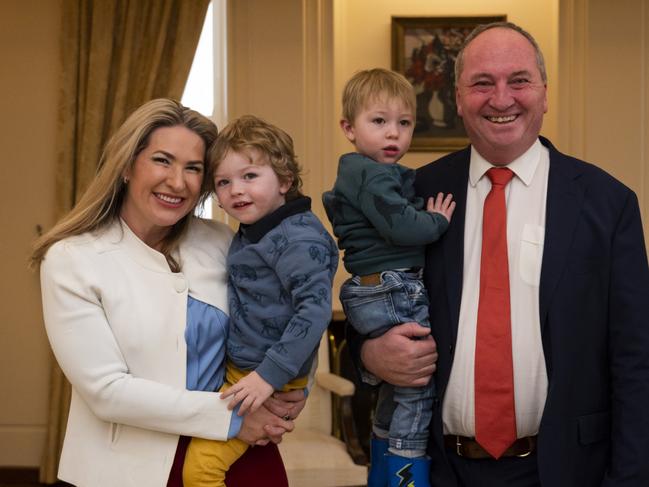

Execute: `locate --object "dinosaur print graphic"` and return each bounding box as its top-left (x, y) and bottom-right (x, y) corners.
top-left (230, 264), bottom-right (257, 281)
top-left (260, 316), bottom-right (289, 339)
top-left (286, 317), bottom-right (312, 339)
top-left (291, 214), bottom-right (310, 227)
top-left (288, 273), bottom-right (311, 289)
top-left (309, 245), bottom-right (327, 264)
top-left (229, 294), bottom-right (249, 322)
top-left (304, 287), bottom-right (329, 305)
top-left (269, 234), bottom-right (289, 255)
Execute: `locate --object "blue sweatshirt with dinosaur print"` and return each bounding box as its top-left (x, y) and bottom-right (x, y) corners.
top-left (226, 196), bottom-right (338, 390)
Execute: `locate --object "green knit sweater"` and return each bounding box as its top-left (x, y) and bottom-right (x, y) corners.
top-left (323, 152), bottom-right (449, 276)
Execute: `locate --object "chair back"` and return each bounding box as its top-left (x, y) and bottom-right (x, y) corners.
top-left (295, 333), bottom-right (332, 434)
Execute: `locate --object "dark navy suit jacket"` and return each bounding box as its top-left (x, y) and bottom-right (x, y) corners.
top-left (414, 137), bottom-right (649, 486)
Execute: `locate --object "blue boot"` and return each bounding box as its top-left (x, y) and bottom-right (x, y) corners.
top-left (387, 454), bottom-right (431, 487)
top-left (367, 436), bottom-right (389, 487)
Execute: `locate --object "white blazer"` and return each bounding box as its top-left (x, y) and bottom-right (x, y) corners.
top-left (40, 218), bottom-right (234, 487)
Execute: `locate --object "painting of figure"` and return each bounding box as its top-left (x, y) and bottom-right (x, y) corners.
top-left (392, 16), bottom-right (506, 151)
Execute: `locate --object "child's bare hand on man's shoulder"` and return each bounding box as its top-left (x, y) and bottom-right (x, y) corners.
top-left (222, 371), bottom-right (275, 415)
top-left (427, 192), bottom-right (456, 222)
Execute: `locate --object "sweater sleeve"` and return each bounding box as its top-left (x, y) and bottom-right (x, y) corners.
top-left (40, 241), bottom-right (233, 441)
top-left (255, 232), bottom-right (338, 389)
top-left (359, 165), bottom-right (449, 246)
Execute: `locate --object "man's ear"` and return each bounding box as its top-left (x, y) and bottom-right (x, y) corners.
top-left (340, 119), bottom-right (356, 143)
top-left (543, 84), bottom-right (548, 114)
top-left (455, 87), bottom-right (463, 118)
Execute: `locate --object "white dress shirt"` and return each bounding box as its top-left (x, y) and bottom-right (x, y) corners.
top-left (442, 139), bottom-right (549, 438)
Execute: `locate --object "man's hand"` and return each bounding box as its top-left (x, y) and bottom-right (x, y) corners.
top-left (361, 323), bottom-right (437, 387)
top-left (427, 192), bottom-right (456, 223)
top-left (265, 389), bottom-right (307, 421)
top-left (237, 404), bottom-right (294, 446)
top-left (221, 371), bottom-right (275, 415)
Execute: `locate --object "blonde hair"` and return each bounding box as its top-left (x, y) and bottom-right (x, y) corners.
top-left (342, 68), bottom-right (416, 122)
top-left (210, 115), bottom-right (303, 201)
top-left (31, 98), bottom-right (218, 271)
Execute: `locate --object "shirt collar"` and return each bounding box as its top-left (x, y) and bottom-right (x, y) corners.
top-left (239, 196), bottom-right (311, 243)
top-left (469, 138), bottom-right (542, 188)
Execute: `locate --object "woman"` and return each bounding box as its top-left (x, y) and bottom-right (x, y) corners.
top-left (31, 99), bottom-right (304, 487)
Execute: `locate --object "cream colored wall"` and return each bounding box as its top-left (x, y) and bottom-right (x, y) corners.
top-left (560, 0), bottom-right (649, 238)
top-left (0, 0), bottom-right (60, 467)
top-left (227, 0), bottom-right (333, 223)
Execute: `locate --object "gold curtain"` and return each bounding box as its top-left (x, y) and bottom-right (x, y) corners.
top-left (41, 0), bottom-right (210, 482)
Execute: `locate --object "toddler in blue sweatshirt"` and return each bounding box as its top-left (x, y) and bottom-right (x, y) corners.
top-left (184, 115), bottom-right (338, 486)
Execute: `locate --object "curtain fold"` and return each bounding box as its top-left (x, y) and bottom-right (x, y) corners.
top-left (41, 0), bottom-right (210, 482)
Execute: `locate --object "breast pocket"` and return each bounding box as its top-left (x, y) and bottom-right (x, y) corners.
top-left (519, 224), bottom-right (544, 286)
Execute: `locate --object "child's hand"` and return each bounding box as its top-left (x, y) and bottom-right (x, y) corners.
top-left (221, 371), bottom-right (275, 415)
top-left (427, 192), bottom-right (456, 222)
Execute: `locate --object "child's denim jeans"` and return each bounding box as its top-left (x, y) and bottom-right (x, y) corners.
top-left (341, 269), bottom-right (434, 454)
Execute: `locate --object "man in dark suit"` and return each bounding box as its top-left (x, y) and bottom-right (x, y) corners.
top-left (358, 21), bottom-right (649, 486)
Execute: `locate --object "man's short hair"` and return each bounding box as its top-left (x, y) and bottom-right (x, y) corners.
top-left (454, 21), bottom-right (547, 84)
top-left (342, 68), bottom-right (416, 122)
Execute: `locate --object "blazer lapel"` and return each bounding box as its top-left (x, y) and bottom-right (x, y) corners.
top-left (539, 138), bottom-right (585, 329)
top-left (443, 152), bottom-right (470, 343)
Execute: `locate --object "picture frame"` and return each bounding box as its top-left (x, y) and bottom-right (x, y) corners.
top-left (392, 16), bottom-right (506, 151)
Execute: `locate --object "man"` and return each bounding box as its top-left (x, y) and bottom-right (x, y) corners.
top-left (358, 21), bottom-right (649, 486)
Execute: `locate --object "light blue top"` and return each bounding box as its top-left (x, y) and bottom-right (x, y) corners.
top-left (185, 296), bottom-right (242, 438)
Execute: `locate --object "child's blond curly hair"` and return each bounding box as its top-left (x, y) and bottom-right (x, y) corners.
top-left (210, 115), bottom-right (303, 201)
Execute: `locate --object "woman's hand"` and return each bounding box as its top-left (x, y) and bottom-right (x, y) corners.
top-left (361, 322), bottom-right (437, 387)
top-left (237, 404), bottom-right (294, 446)
top-left (265, 389), bottom-right (307, 421)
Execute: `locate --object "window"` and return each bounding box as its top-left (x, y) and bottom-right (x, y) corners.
top-left (182, 1), bottom-right (228, 221)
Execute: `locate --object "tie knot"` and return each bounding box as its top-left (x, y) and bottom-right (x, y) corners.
top-left (487, 167), bottom-right (514, 187)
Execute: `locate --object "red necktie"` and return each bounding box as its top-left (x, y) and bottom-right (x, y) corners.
top-left (474, 167), bottom-right (516, 459)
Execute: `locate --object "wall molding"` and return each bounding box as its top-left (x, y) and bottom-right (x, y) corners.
top-left (558, 0), bottom-right (588, 158)
top-left (300, 0), bottom-right (334, 217)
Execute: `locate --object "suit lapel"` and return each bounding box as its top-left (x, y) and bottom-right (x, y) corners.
top-left (443, 152), bottom-right (470, 343)
top-left (539, 138), bottom-right (585, 329)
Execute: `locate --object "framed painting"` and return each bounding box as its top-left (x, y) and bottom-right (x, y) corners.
top-left (392, 16), bottom-right (506, 151)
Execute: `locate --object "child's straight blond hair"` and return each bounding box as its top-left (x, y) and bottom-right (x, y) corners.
top-left (342, 68), bottom-right (416, 122)
top-left (211, 115), bottom-right (304, 201)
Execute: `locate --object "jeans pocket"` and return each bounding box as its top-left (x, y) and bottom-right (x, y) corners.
top-left (400, 277), bottom-right (430, 327)
top-left (341, 276), bottom-right (405, 336)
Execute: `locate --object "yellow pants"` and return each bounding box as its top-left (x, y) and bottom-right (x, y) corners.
top-left (183, 363), bottom-right (307, 487)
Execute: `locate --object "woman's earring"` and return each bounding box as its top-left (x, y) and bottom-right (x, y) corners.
top-left (123, 177), bottom-right (129, 184)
